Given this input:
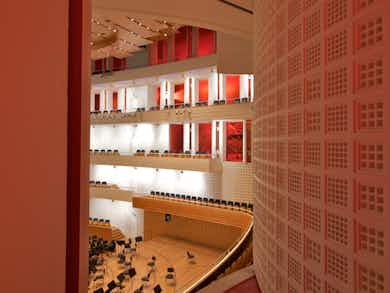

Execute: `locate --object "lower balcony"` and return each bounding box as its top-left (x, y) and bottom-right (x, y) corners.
top-left (90, 151), bottom-right (223, 173)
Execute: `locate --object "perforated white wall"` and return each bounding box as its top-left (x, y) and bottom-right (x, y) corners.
top-left (90, 123), bottom-right (169, 154)
top-left (222, 162), bottom-right (253, 203)
top-left (253, 0), bottom-right (389, 292)
top-left (90, 165), bottom-right (222, 197)
top-left (89, 198), bottom-right (144, 238)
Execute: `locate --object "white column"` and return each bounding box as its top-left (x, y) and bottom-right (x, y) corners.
top-left (106, 89), bottom-right (113, 111)
top-left (167, 81), bottom-right (174, 106)
top-left (191, 122), bottom-right (199, 154)
top-left (240, 74), bottom-right (250, 98)
top-left (183, 123), bottom-right (191, 151)
top-left (125, 87), bottom-right (131, 112)
top-left (191, 78), bottom-right (199, 106)
top-left (208, 71), bottom-right (218, 105)
top-left (117, 88), bottom-right (125, 111)
top-left (146, 85), bottom-right (157, 110)
top-left (160, 81), bottom-right (166, 110)
top-left (219, 73), bottom-right (226, 101)
top-left (250, 74), bottom-right (254, 102)
top-left (90, 90), bottom-right (95, 111)
top-left (100, 89), bottom-right (105, 111)
top-left (242, 120), bottom-right (247, 162)
top-left (184, 77), bottom-right (190, 104)
top-left (219, 121), bottom-right (225, 161)
top-left (211, 121), bottom-right (217, 158)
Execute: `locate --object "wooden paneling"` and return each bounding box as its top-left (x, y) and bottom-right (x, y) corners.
top-left (90, 187), bottom-right (134, 202)
top-left (144, 211), bottom-right (242, 250)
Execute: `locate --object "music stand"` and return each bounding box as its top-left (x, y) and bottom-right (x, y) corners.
top-left (154, 284), bottom-right (162, 293)
top-left (107, 280), bottom-right (116, 291)
top-left (93, 288), bottom-right (104, 293)
top-left (128, 267), bottom-right (137, 292)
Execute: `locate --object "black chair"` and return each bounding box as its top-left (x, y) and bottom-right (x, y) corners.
top-left (221, 200), bottom-right (227, 205)
top-left (241, 202), bottom-right (248, 208)
top-left (248, 203), bottom-right (254, 210)
top-left (107, 280), bottom-right (116, 290)
top-left (151, 190), bottom-right (155, 195)
top-left (209, 198), bottom-right (215, 204)
top-left (215, 199), bottom-right (221, 204)
top-left (94, 289), bottom-right (104, 293)
top-left (154, 284), bottom-right (162, 293)
top-left (191, 196), bottom-right (197, 201)
top-left (186, 195), bottom-right (191, 200)
top-left (135, 236), bottom-right (143, 243)
top-left (228, 201), bottom-right (234, 206)
top-left (234, 202), bottom-right (241, 207)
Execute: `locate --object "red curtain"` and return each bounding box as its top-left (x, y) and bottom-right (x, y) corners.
top-left (225, 75), bottom-right (240, 103)
top-left (94, 59), bottom-right (103, 73)
top-left (149, 42), bottom-right (158, 65)
top-left (169, 124), bottom-right (184, 153)
top-left (156, 87), bottom-right (161, 107)
top-left (94, 94), bottom-right (100, 111)
top-left (175, 26), bottom-right (192, 61)
top-left (113, 58), bottom-right (126, 71)
top-left (197, 28), bottom-right (216, 56)
top-left (157, 39), bottom-right (169, 64)
top-left (112, 92), bottom-right (118, 110)
top-left (226, 122), bottom-right (243, 161)
top-left (174, 84), bottom-right (184, 105)
top-left (199, 123), bottom-right (212, 154)
top-left (198, 79), bottom-right (208, 102)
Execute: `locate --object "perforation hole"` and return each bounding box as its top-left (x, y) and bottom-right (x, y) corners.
top-left (288, 283), bottom-right (299, 293)
top-left (305, 141), bottom-right (321, 167)
top-left (288, 198), bottom-right (302, 225)
top-left (288, 82), bottom-right (303, 107)
top-left (277, 142), bottom-right (288, 163)
top-left (304, 204), bottom-right (322, 233)
top-left (356, 0), bottom-right (379, 13)
top-left (358, 224), bottom-right (384, 256)
top-left (305, 110), bottom-right (321, 133)
top-left (289, 170), bottom-right (303, 194)
top-left (288, 53), bottom-right (303, 78)
top-left (358, 265), bottom-right (384, 293)
top-left (278, 61), bottom-right (288, 83)
top-left (289, 142), bottom-right (303, 164)
top-left (277, 167), bottom-right (288, 191)
top-left (357, 100), bottom-right (384, 130)
top-left (305, 42), bottom-right (321, 71)
top-left (358, 182), bottom-right (384, 214)
top-left (326, 176), bottom-right (349, 208)
top-left (304, 10), bottom-right (321, 41)
top-left (288, 0), bottom-right (302, 23)
top-left (288, 255), bottom-right (302, 284)
top-left (305, 236), bottom-right (321, 263)
top-left (304, 173), bottom-right (321, 200)
top-left (277, 35), bottom-right (288, 58)
top-left (278, 115), bottom-right (288, 136)
top-left (326, 247), bottom-right (349, 284)
top-left (303, 0), bottom-right (319, 10)
top-left (288, 226), bottom-right (303, 254)
top-left (305, 77), bottom-right (322, 102)
top-left (289, 23), bottom-right (302, 51)
top-left (357, 17), bottom-right (383, 50)
top-left (358, 143), bottom-right (384, 171)
top-left (327, 30), bottom-right (348, 63)
top-left (326, 212), bottom-right (349, 246)
top-left (357, 59), bottom-right (383, 91)
top-left (326, 103), bottom-right (348, 133)
top-left (288, 112), bottom-right (303, 136)
top-left (326, 67), bottom-right (348, 99)
top-left (327, 0), bottom-right (348, 28)
top-left (327, 142), bottom-right (348, 169)
top-left (325, 282), bottom-right (342, 293)
top-left (278, 87), bottom-right (288, 110)
top-left (304, 269), bottom-right (321, 293)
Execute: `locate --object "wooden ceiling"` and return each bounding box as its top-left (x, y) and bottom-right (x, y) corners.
top-left (91, 11), bottom-right (181, 60)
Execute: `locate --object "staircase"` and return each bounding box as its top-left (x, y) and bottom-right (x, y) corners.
top-left (111, 227), bottom-right (126, 241)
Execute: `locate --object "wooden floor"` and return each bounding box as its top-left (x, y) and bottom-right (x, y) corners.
top-left (89, 236), bottom-right (224, 293)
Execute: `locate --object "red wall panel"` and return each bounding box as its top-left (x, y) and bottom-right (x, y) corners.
top-left (169, 124), bottom-right (183, 153)
top-left (94, 94), bottom-right (100, 111)
top-left (156, 86), bottom-right (161, 107)
top-left (198, 123), bottom-right (212, 154)
top-left (174, 84), bottom-right (184, 105)
top-left (175, 26), bottom-right (192, 61)
top-left (225, 75), bottom-right (240, 103)
top-left (198, 79), bottom-right (208, 102)
top-left (197, 28), bottom-right (215, 56)
top-left (226, 121), bottom-right (243, 162)
top-left (157, 39), bottom-right (168, 64)
top-left (112, 92), bottom-right (118, 110)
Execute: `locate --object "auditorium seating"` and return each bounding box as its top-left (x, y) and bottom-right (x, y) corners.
top-left (90, 148), bottom-right (120, 155)
top-left (148, 190), bottom-right (253, 213)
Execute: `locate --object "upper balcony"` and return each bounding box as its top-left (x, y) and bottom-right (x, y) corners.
top-left (90, 99), bottom-right (253, 125)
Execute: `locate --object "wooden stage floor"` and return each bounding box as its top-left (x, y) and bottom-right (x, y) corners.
top-left (89, 236), bottom-right (225, 292)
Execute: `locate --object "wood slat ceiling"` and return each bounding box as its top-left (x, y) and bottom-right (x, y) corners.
top-left (91, 11), bottom-right (181, 60)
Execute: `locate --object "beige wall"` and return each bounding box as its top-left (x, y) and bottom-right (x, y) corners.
top-left (144, 211), bottom-right (242, 250)
top-left (0, 1), bottom-right (69, 292)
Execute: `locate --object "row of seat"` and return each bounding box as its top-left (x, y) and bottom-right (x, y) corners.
top-left (89, 218), bottom-right (111, 226)
top-left (90, 98), bottom-right (252, 116)
top-left (89, 181), bottom-right (119, 189)
top-left (150, 191), bottom-right (253, 211)
top-left (90, 149), bottom-right (120, 155)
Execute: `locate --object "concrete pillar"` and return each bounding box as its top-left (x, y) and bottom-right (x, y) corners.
top-left (184, 77), bottom-right (190, 104)
top-left (191, 122), bottom-right (199, 154)
top-left (240, 74), bottom-right (250, 99)
top-left (191, 78), bottom-right (199, 106)
top-left (117, 88), bottom-right (125, 111)
top-left (242, 120), bottom-right (247, 162)
top-left (211, 120), bottom-right (217, 158)
top-left (160, 81), bottom-right (166, 110)
top-left (250, 74), bottom-right (254, 102)
top-left (100, 89), bottom-right (105, 111)
top-left (219, 121), bottom-right (226, 161)
top-left (208, 71), bottom-right (218, 105)
top-left (106, 89), bottom-right (113, 111)
top-left (219, 73), bottom-right (226, 101)
top-left (183, 123), bottom-right (191, 151)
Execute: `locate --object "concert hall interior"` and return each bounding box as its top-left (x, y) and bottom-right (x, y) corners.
top-left (2, 1), bottom-right (389, 293)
